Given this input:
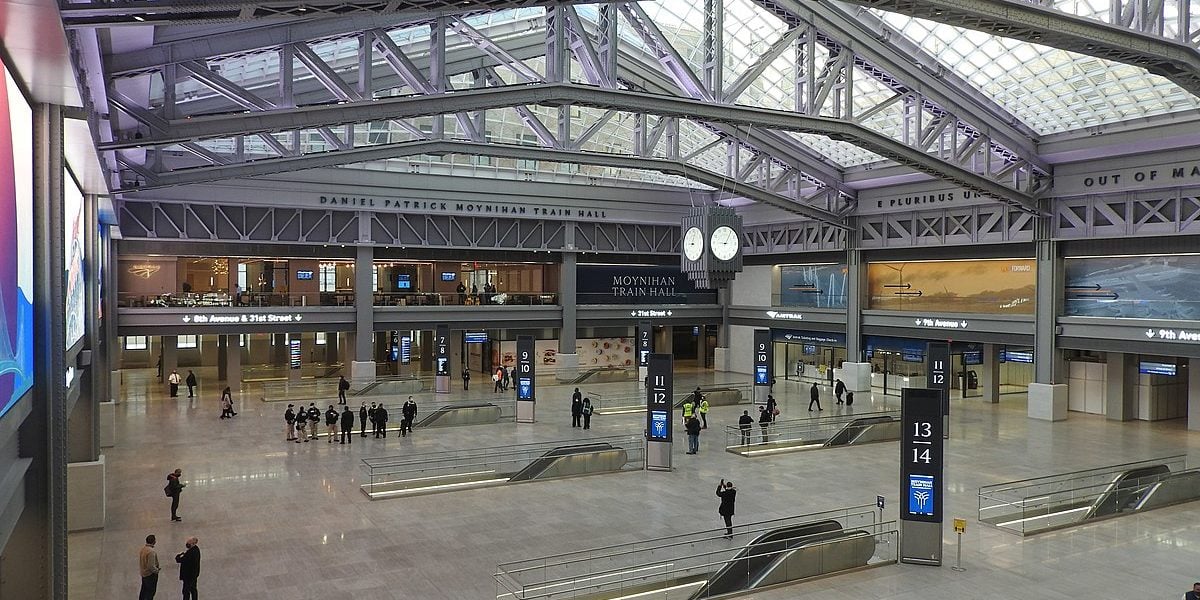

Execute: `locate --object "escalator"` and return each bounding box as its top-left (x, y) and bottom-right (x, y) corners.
top-left (823, 416), bottom-right (900, 447)
top-left (415, 402), bottom-right (503, 428)
top-left (688, 520), bottom-right (843, 599)
top-left (508, 443), bottom-right (625, 482)
top-left (1085, 464), bottom-right (1172, 519)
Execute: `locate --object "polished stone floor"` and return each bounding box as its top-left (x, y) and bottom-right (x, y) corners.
top-left (70, 368), bottom-right (1200, 600)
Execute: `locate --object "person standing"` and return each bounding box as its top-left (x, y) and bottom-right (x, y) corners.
top-left (307, 403), bottom-right (320, 440)
top-left (167, 370), bottom-right (181, 398)
top-left (456, 281), bottom-right (466, 305)
top-left (359, 403), bottom-right (369, 437)
top-left (571, 389), bottom-right (583, 428)
top-left (698, 396), bottom-right (710, 429)
top-left (337, 375), bottom-right (350, 405)
top-left (340, 405), bottom-right (355, 444)
top-left (294, 409), bottom-right (308, 441)
top-left (461, 367), bottom-right (470, 390)
top-left (501, 366), bottom-right (511, 391)
top-left (493, 369), bottom-right (503, 393)
top-left (796, 359), bottom-right (803, 379)
top-left (156, 355), bottom-right (163, 378)
top-left (184, 370), bottom-right (197, 398)
top-left (716, 480), bottom-right (737, 538)
top-left (738, 410), bottom-right (754, 446)
top-left (1184, 582), bottom-right (1200, 600)
top-left (681, 397), bottom-right (695, 424)
top-left (284, 404), bottom-right (297, 441)
top-left (174, 537), bottom-right (201, 600)
top-left (685, 415), bottom-right (701, 454)
top-left (165, 469), bottom-right (185, 522)
top-left (758, 407), bottom-right (772, 443)
top-left (375, 404), bottom-right (389, 438)
top-left (809, 382), bottom-right (823, 412)
top-left (765, 394), bottom-right (778, 422)
top-left (401, 397), bottom-right (417, 436)
top-left (581, 398), bottom-right (593, 430)
top-left (325, 405), bottom-right (339, 443)
top-left (834, 379), bottom-right (846, 404)
top-left (138, 534), bottom-right (160, 600)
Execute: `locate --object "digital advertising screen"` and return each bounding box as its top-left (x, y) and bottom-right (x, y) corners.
top-left (0, 63), bottom-right (33, 418)
top-left (961, 351), bottom-right (983, 365)
top-left (64, 168), bottom-right (85, 350)
top-left (649, 410), bottom-right (669, 440)
top-left (755, 365), bottom-right (769, 385)
top-left (517, 377), bottom-right (532, 399)
top-left (396, 274), bottom-right (411, 290)
top-left (441, 272), bottom-right (456, 281)
top-left (295, 270), bottom-right (314, 280)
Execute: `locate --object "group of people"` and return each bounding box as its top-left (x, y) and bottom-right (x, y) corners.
top-left (493, 366), bottom-right (512, 392)
top-left (569, 388), bottom-right (594, 429)
top-left (454, 280), bottom-right (499, 305)
top-left (164, 369), bottom-right (198, 399)
top-left (283, 397), bottom-right (419, 443)
top-left (138, 534), bottom-right (201, 600)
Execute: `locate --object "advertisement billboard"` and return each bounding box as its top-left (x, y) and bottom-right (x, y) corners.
top-left (779, 264), bottom-right (847, 308)
top-left (1064, 255), bottom-right (1200, 320)
top-left (867, 259), bottom-right (1036, 314)
top-left (0, 63), bottom-right (33, 418)
top-left (64, 168), bottom-right (85, 350)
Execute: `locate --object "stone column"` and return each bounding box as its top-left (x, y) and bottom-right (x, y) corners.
top-left (1104, 352), bottom-right (1137, 421)
top-left (979, 343), bottom-right (1000, 403)
top-left (556, 247), bottom-right (579, 381)
top-left (1189, 357), bottom-right (1200, 431)
top-left (351, 245), bottom-right (376, 386)
top-left (161, 336), bottom-right (178, 389)
top-left (224, 335), bottom-right (242, 392)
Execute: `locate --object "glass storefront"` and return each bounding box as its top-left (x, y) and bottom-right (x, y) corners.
top-left (771, 330), bottom-right (847, 384)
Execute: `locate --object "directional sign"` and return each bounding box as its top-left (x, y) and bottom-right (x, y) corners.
top-left (435, 324), bottom-right (450, 377)
top-left (901, 387), bottom-right (944, 524)
top-left (181, 313), bottom-right (305, 324)
top-left (517, 335), bottom-right (535, 402)
top-left (637, 320), bottom-right (653, 368)
top-left (631, 309), bottom-right (674, 318)
top-left (646, 353), bottom-right (673, 442)
top-left (753, 329), bottom-right (772, 386)
top-left (913, 317), bottom-right (968, 329)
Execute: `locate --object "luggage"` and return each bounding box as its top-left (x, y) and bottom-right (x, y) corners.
top-left (846, 392), bottom-right (854, 406)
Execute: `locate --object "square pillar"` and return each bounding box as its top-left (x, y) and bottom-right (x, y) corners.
top-left (1028, 382), bottom-right (1068, 421)
top-left (979, 343), bottom-right (1000, 403)
top-left (1105, 352), bottom-right (1137, 421)
top-left (352, 245), bottom-right (376, 386)
top-left (67, 457), bottom-right (106, 532)
top-left (840, 362), bottom-right (871, 393)
top-left (1189, 358), bottom-right (1200, 432)
top-left (161, 336), bottom-right (178, 388)
top-left (223, 334), bottom-right (242, 393)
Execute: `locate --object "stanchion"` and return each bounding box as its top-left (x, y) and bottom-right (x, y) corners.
top-left (877, 495), bottom-right (889, 544)
top-left (952, 518), bottom-right (966, 571)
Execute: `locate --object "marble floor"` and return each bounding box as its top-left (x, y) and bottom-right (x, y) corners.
top-left (70, 369), bottom-right (1200, 600)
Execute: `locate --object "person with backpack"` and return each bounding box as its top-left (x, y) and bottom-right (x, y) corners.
top-left (284, 404), bottom-right (297, 441)
top-left (337, 375), bottom-right (350, 405)
top-left (325, 405), bottom-right (339, 443)
top-left (581, 398), bottom-right (594, 430)
top-left (765, 394), bottom-right (778, 421)
top-left (164, 469), bottom-right (185, 522)
top-left (834, 379), bottom-right (846, 404)
top-left (219, 387), bottom-right (236, 419)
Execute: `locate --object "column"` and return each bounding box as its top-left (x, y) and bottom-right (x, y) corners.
top-left (342, 332), bottom-right (356, 365)
top-left (161, 335), bottom-right (178, 390)
top-left (713, 287), bottom-right (731, 371)
top-left (1189, 357), bottom-right (1200, 431)
top-left (978, 343), bottom-right (1000, 403)
top-left (325, 331), bottom-right (338, 365)
top-left (841, 243), bottom-right (870, 393)
top-left (224, 335), bottom-right (242, 393)
top-left (1028, 222), bottom-right (1067, 421)
top-left (288, 333), bottom-right (302, 383)
top-left (1104, 352), bottom-right (1137, 421)
top-left (556, 247), bottom-right (579, 381)
top-left (217, 335), bottom-right (228, 382)
top-left (351, 245), bottom-right (376, 386)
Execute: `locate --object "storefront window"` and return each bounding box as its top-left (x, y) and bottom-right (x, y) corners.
top-left (124, 336), bottom-right (148, 350)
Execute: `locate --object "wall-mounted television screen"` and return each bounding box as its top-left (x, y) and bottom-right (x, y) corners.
top-left (296, 270), bottom-right (314, 280)
top-left (397, 274), bottom-right (411, 290)
top-left (962, 351), bottom-right (983, 365)
top-left (902, 350), bottom-right (924, 363)
top-left (1139, 361), bottom-right (1177, 376)
top-left (464, 332), bottom-right (488, 344)
top-left (441, 272), bottom-right (456, 281)
top-left (0, 63), bottom-right (34, 418)
top-left (1001, 350), bottom-right (1034, 363)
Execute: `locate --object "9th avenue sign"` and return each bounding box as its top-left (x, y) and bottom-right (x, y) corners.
top-left (182, 313), bottom-right (304, 324)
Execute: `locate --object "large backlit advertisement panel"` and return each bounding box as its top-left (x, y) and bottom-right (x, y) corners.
top-left (867, 259), bottom-right (1036, 314)
top-left (64, 168), bottom-right (85, 350)
top-left (0, 64), bottom-right (34, 418)
top-left (779, 264), bottom-right (847, 308)
top-left (1064, 255), bottom-right (1200, 320)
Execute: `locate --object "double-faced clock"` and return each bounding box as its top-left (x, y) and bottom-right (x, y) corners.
top-left (681, 206), bottom-right (743, 289)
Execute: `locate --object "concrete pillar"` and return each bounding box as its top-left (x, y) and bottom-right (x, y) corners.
top-left (352, 245), bottom-right (376, 385)
top-left (223, 335), bottom-right (241, 393)
top-left (325, 331), bottom-right (338, 364)
top-left (557, 249), bottom-right (579, 380)
top-left (1105, 352), bottom-right (1137, 421)
top-left (1189, 357), bottom-right (1200, 431)
top-left (845, 243), bottom-right (864, 361)
top-left (979, 343), bottom-right (1000, 403)
top-left (217, 335), bottom-right (228, 381)
top-left (656, 326), bottom-right (674, 355)
top-left (1028, 382), bottom-right (1068, 421)
top-left (1033, 229), bottom-right (1064, 384)
top-left (161, 336), bottom-right (178, 390)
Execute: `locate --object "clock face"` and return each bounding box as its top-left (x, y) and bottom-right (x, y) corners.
top-left (710, 225), bottom-right (739, 261)
top-left (683, 227), bottom-right (705, 261)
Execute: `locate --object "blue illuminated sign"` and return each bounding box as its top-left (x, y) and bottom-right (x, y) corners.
top-left (962, 351), bottom-right (983, 365)
top-left (295, 269), bottom-right (314, 280)
top-left (1001, 350), bottom-right (1033, 363)
top-left (650, 410), bottom-right (669, 440)
top-left (464, 332), bottom-right (488, 344)
top-left (755, 365), bottom-right (769, 385)
top-left (908, 474), bottom-right (935, 517)
top-left (400, 336), bottom-right (411, 365)
top-left (1139, 361), bottom-right (1177, 376)
top-left (518, 377), bottom-right (532, 399)
top-left (441, 272), bottom-right (456, 281)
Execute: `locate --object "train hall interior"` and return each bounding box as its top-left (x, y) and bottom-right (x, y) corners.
top-left (0, 0), bottom-right (1200, 598)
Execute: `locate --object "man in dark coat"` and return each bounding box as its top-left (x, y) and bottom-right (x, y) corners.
top-left (340, 406), bottom-right (355, 444)
top-left (571, 388), bottom-right (583, 427)
top-left (375, 404), bottom-right (389, 438)
top-left (338, 375), bottom-right (350, 405)
top-left (834, 379), bottom-right (846, 404)
top-left (716, 480), bottom-right (737, 538)
top-left (809, 383), bottom-right (822, 412)
top-left (402, 398), bottom-right (417, 436)
top-left (359, 403), bottom-right (369, 437)
top-left (284, 404), bottom-right (297, 441)
top-left (166, 469), bottom-right (185, 522)
top-left (185, 370), bottom-right (197, 398)
top-left (306, 403), bottom-right (321, 440)
top-left (174, 537), bottom-right (201, 600)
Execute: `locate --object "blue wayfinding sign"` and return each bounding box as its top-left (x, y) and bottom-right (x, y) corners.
top-left (908, 474), bottom-right (935, 516)
top-left (650, 411), bottom-right (669, 439)
top-left (518, 378), bottom-right (532, 400)
top-left (755, 365), bottom-right (769, 385)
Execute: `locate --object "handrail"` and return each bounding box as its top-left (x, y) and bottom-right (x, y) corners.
top-left (978, 455), bottom-right (1186, 492)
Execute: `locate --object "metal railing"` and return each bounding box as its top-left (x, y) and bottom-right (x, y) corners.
top-left (724, 410), bottom-right (900, 457)
top-left (360, 434), bottom-right (644, 499)
top-left (494, 505), bottom-right (895, 600)
top-left (978, 455), bottom-right (1190, 535)
top-left (589, 382), bottom-right (752, 415)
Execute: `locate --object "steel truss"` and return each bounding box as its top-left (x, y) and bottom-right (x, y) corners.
top-left (116, 199), bottom-right (682, 253)
top-left (80, 2), bottom-right (1049, 222)
top-left (1053, 187), bottom-right (1200, 238)
top-left (742, 220), bottom-right (848, 254)
top-left (857, 203), bottom-right (1036, 247)
top-left (835, 0), bottom-right (1200, 97)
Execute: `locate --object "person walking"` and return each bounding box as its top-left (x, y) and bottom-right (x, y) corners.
top-left (698, 396), bottom-right (710, 429)
top-left (219, 387), bottom-right (236, 419)
top-left (167, 370), bottom-right (181, 398)
top-left (809, 382), bottom-right (823, 412)
top-left (716, 480), bottom-right (737, 538)
top-left (184, 370), bottom-right (197, 398)
top-left (325, 405), bottom-right (339, 443)
top-left (359, 403), bottom-right (369, 437)
top-left (493, 369), bottom-right (504, 393)
top-left (796, 360), bottom-right (803, 379)
top-left (738, 410), bottom-right (754, 446)
top-left (375, 403), bottom-right (389, 438)
top-left (340, 405), bottom-right (355, 444)
top-left (502, 366), bottom-right (511, 391)
top-left (307, 403), bottom-right (320, 440)
top-left (765, 394), bottom-right (778, 422)
top-left (138, 534), bottom-right (160, 600)
top-left (337, 375), bottom-right (350, 405)
top-left (758, 406), bottom-right (772, 443)
top-left (174, 537), bottom-right (201, 600)
top-left (401, 397), bottom-right (417, 436)
top-left (462, 367), bottom-right (470, 390)
top-left (685, 415), bottom-right (702, 454)
top-left (834, 379), bottom-right (846, 404)
top-left (165, 469), bottom-right (185, 522)
top-left (571, 389), bottom-right (583, 428)
top-left (581, 398), bottom-right (594, 430)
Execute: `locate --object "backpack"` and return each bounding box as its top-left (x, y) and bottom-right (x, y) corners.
top-left (846, 392), bottom-right (854, 406)
top-left (164, 482), bottom-right (172, 497)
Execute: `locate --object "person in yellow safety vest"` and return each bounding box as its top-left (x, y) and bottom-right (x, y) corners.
top-left (698, 397), bottom-right (710, 429)
top-left (682, 398), bottom-right (695, 422)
